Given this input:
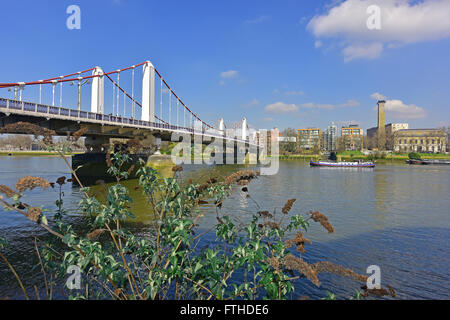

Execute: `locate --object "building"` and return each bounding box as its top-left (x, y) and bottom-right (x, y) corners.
top-left (297, 128), bottom-right (321, 151)
top-left (377, 100), bottom-right (386, 150)
top-left (386, 123), bottom-right (409, 134)
top-left (341, 124), bottom-right (363, 151)
top-left (367, 123), bottom-right (409, 150)
top-left (323, 123), bottom-right (338, 151)
top-left (393, 129), bottom-right (447, 153)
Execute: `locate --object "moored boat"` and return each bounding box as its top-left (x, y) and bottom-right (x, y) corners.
top-left (310, 160), bottom-right (375, 168)
top-left (406, 158), bottom-right (450, 165)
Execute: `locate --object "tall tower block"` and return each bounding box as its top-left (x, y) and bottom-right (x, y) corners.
top-left (377, 100), bottom-right (386, 150)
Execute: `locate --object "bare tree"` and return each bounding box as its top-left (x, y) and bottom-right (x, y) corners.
top-left (0, 134), bottom-right (34, 150)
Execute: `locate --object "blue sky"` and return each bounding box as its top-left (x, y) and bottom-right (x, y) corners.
top-left (0, 0), bottom-right (449, 132)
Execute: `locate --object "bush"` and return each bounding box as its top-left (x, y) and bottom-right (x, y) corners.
top-left (408, 152), bottom-right (421, 159)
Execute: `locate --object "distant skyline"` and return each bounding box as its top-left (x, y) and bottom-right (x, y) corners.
top-left (0, 0), bottom-right (449, 131)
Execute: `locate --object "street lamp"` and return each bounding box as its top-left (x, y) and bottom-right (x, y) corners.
top-left (70, 77), bottom-right (91, 111)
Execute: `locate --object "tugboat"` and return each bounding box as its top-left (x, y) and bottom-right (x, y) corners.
top-left (310, 159), bottom-right (375, 168)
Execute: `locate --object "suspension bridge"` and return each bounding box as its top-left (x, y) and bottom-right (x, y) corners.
top-left (0, 60), bottom-right (258, 151)
top-left (0, 60), bottom-right (262, 183)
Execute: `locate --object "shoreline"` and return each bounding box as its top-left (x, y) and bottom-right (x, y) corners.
top-left (274, 153), bottom-right (450, 163)
top-left (0, 151), bottom-right (82, 157)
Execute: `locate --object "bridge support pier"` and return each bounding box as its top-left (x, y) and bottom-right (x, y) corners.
top-left (85, 135), bottom-right (110, 153)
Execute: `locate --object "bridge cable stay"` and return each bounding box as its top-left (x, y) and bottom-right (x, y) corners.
top-left (116, 71), bottom-right (120, 116)
top-left (177, 100), bottom-right (179, 127)
top-left (159, 77), bottom-right (163, 124)
top-left (59, 77), bottom-right (63, 108)
top-left (103, 72), bottom-right (168, 125)
top-left (112, 74), bottom-right (116, 116)
top-left (153, 68), bottom-right (214, 129)
top-left (169, 88), bottom-right (171, 125)
top-left (131, 66), bottom-right (135, 118)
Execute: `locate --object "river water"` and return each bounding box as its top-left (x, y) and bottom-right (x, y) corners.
top-left (0, 156), bottom-right (449, 299)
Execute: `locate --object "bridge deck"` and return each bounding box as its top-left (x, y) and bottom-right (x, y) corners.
top-left (0, 98), bottom-right (256, 146)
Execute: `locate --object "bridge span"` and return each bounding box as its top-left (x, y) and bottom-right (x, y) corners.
top-left (0, 60), bottom-right (263, 183)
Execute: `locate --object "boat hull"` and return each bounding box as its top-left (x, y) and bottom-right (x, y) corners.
top-left (310, 161), bottom-right (375, 168)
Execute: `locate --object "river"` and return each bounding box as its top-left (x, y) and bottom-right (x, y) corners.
top-left (0, 156), bottom-right (449, 299)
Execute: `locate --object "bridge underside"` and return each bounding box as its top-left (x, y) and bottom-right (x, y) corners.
top-left (0, 112), bottom-right (177, 140)
top-left (1, 110), bottom-right (262, 185)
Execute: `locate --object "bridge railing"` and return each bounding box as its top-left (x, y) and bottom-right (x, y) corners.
top-left (0, 98), bottom-right (252, 144)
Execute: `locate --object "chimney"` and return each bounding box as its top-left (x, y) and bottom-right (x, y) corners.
top-left (377, 100), bottom-right (386, 150)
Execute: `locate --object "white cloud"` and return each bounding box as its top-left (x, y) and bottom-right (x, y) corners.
top-left (265, 102), bottom-right (299, 114)
top-left (342, 42), bottom-right (383, 62)
top-left (371, 92), bottom-right (386, 100)
top-left (371, 93), bottom-right (427, 119)
top-left (384, 99), bottom-right (427, 119)
top-left (264, 98), bottom-right (360, 114)
top-left (301, 102), bottom-right (336, 110)
top-left (339, 99), bottom-right (361, 107)
top-left (298, 99), bottom-right (360, 110)
top-left (220, 70), bottom-right (239, 79)
top-left (261, 117), bottom-right (274, 122)
top-left (308, 0), bottom-right (450, 61)
top-left (242, 98), bottom-right (259, 108)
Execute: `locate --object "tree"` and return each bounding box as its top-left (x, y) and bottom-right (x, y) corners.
top-left (281, 128), bottom-right (298, 154)
top-left (0, 134), bottom-right (34, 150)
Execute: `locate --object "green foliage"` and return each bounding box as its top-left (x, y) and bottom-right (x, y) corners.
top-left (408, 152), bottom-right (421, 159)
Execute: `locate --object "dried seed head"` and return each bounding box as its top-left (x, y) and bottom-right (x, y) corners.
top-left (284, 232), bottom-right (312, 253)
top-left (267, 257), bottom-right (280, 270)
top-left (27, 207), bottom-right (42, 222)
top-left (172, 165), bottom-right (183, 172)
top-left (0, 185), bottom-right (20, 198)
top-left (312, 261), bottom-right (367, 282)
top-left (15, 176), bottom-right (51, 193)
top-left (87, 229), bottom-right (105, 240)
top-left (71, 127), bottom-right (88, 142)
top-left (263, 221), bottom-right (280, 230)
top-left (0, 122), bottom-right (55, 145)
top-left (126, 139), bottom-right (142, 153)
top-left (258, 211), bottom-right (273, 219)
top-left (282, 199), bottom-right (296, 214)
top-left (238, 179), bottom-right (248, 186)
top-left (309, 211), bottom-right (334, 233)
top-left (56, 176), bottom-right (66, 186)
top-left (224, 170), bottom-right (258, 185)
top-left (283, 254), bottom-right (320, 287)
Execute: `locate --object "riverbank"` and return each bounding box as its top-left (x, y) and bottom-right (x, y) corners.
top-left (276, 153), bottom-right (450, 162)
top-left (0, 151), bottom-right (82, 157)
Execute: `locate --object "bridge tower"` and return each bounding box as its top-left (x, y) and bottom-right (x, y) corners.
top-left (242, 117), bottom-right (247, 141)
top-left (142, 61), bottom-right (155, 122)
top-left (219, 118), bottom-right (225, 132)
top-left (90, 67), bottom-right (104, 114)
